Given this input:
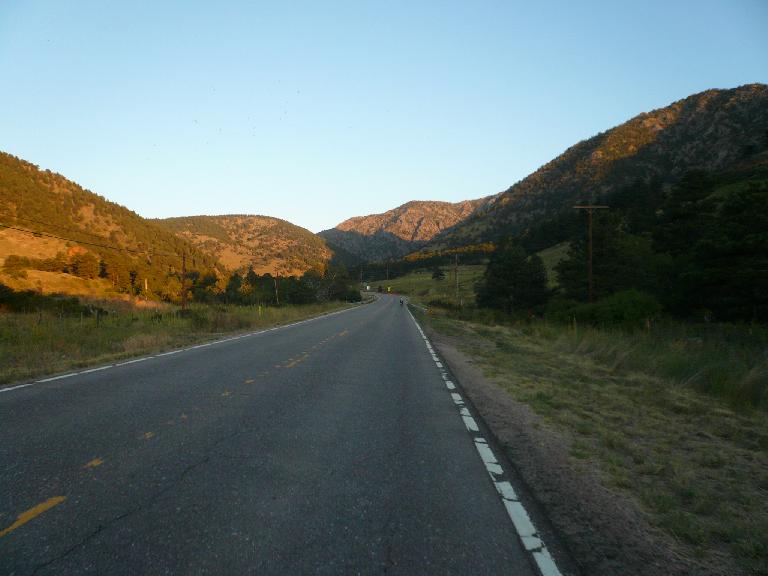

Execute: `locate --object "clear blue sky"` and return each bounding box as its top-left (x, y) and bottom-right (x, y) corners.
top-left (1, 1), bottom-right (766, 232)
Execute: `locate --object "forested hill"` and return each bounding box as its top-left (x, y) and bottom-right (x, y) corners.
top-left (432, 83), bottom-right (768, 247)
top-left (0, 151), bottom-right (218, 298)
top-left (319, 198), bottom-right (495, 262)
top-left (157, 215), bottom-right (333, 276)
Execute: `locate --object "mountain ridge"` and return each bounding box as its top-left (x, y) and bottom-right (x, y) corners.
top-left (430, 83), bottom-right (768, 247)
top-left (156, 214), bottom-right (333, 276)
top-left (319, 196), bottom-right (497, 262)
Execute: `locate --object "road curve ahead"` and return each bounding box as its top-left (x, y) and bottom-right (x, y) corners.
top-left (1, 295), bottom-right (548, 575)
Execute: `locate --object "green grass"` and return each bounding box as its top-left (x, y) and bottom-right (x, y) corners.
top-left (0, 301), bottom-right (357, 385)
top-left (536, 242), bottom-right (569, 288)
top-left (377, 243), bottom-right (568, 302)
top-left (378, 264), bottom-right (485, 306)
top-left (422, 311), bottom-right (768, 574)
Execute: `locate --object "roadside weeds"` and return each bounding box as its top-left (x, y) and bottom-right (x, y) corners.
top-left (419, 312), bottom-right (767, 576)
top-left (0, 301), bottom-right (360, 387)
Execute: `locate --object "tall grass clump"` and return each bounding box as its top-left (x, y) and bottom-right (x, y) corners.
top-left (538, 321), bottom-right (768, 411)
top-left (426, 299), bottom-right (767, 411)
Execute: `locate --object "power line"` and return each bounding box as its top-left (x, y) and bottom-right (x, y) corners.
top-left (0, 222), bottom-right (179, 258)
top-left (0, 211), bottom-right (117, 241)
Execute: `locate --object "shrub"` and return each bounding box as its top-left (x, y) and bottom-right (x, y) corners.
top-left (548, 290), bottom-right (662, 329)
top-left (428, 298), bottom-right (460, 311)
top-left (340, 288), bottom-right (362, 302)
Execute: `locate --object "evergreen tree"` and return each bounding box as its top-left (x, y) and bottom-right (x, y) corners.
top-left (224, 272), bottom-right (243, 304)
top-left (557, 212), bottom-right (663, 302)
top-left (654, 176), bottom-right (768, 320)
top-left (71, 252), bottom-right (100, 279)
top-left (476, 240), bottom-right (548, 313)
top-left (432, 267), bottom-right (446, 281)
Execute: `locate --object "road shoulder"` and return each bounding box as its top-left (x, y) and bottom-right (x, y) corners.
top-left (424, 322), bottom-right (721, 576)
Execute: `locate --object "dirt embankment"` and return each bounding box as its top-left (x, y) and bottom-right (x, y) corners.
top-left (426, 325), bottom-right (735, 576)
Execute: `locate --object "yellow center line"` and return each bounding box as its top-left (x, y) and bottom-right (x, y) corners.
top-left (244, 379), bottom-right (255, 384)
top-left (142, 431), bottom-right (155, 440)
top-left (83, 458), bottom-right (103, 469)
top-left (275, 330), bottom-right (352, 370)
top-left (0, 497), bottom-right (66, 538)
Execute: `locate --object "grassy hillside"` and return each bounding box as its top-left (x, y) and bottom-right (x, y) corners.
top-left (380, 264), bottom-right (485, 305)
top-left (0, 151), bottom-right (218, 300)
top-left (158, 214), bottom-right (333, 276)
top-left (537, 242), bottom-right (569, 288)
top-left (434, 84), bottom-right (768, 247)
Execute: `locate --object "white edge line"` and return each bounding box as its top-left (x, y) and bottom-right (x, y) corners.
top-left (405, 306), bottom-right (563, 576)
top-left (115, 357), bottom-right (151, 366)
top-left (35, 372), bottom-right (79, 383)
top-left (0, 383), bottom-right (35, 393)
top-left (79, 365), bottom-right (114, 375)
top-left (156, 349), bottom-right (181, 356)
top-left (3, 302), bottom-right (365, 394)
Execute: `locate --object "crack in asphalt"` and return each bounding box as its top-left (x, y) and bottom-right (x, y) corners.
top-left (31, 427), bottom-right (250, 575)
top-left (382, 380), bottom-right (410, 574)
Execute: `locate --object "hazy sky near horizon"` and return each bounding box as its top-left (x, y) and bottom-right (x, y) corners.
top-left (1, 1), bottom-right (766, 232)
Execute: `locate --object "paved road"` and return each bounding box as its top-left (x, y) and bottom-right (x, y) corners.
top-left (1, 295), bottom-right (542, 575)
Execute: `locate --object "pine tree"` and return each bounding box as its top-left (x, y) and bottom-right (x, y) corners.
top-left (476, 240), bottom-right (548, 313)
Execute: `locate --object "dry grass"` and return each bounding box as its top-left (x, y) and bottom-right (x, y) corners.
top-left (0, 229), bottom-right (68, 266)
top-left (0, 270), bottom-right (116, 298)
top-left (0, 301), bottom-right (356, 385)
top-left (424, 312), bottom-right (768, 575)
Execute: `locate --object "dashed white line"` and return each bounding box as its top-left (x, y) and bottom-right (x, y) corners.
top-left (406, 306), bottom-right (563, 576)
top-left (462, 415), bottom-right (480, 432)
top-left (532, 550), bottom-right (562, 576)
top-left (494, 480), bottom-right (519, 501)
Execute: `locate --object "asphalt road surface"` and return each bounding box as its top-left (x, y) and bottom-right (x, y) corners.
top-left (1, 295), bottom-right (546, 575)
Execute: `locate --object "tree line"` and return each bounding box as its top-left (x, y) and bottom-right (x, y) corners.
top-left (3, 248), bottom-right (361, 307)
top-left (474, 167), bottom-right (768, 325)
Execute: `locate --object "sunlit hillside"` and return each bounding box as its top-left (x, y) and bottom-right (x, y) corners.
top-left (0, 152), bottom-right (218, 300)
top-left (158, 214), bottom-right (333, 277)
top-left (433, 83), bottom-right (768, 247)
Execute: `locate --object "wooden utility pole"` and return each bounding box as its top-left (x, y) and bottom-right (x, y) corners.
top-left (181, 253), bottom-right (187, 311)
top-left (454, 253), bottom-right (459, 305)
top-left (274, 273), bottom-right (280, 305)
top-left (573, 205), bottom-right (609, 302)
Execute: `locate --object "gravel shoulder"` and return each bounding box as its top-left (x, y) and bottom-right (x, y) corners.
top-left (424, 322), bottom-right (737, 576)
